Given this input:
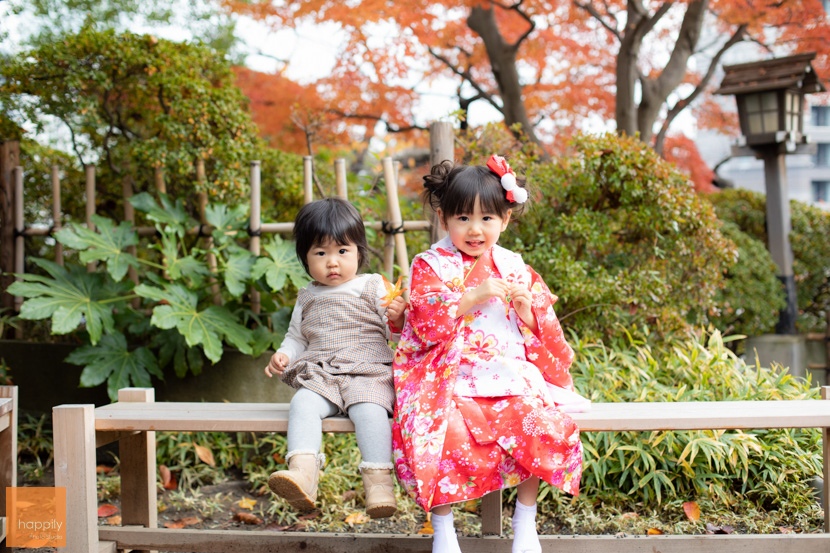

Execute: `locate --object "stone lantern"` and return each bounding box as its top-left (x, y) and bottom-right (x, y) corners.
top-left (716, 52), bottom-right (826, 334)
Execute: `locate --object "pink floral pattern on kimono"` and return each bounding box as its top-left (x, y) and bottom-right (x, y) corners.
top-left (392, 237), bottom-right (582, 511)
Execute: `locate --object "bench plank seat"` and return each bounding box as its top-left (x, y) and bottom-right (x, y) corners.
top-left (94, 399), bottom-right (830, 433)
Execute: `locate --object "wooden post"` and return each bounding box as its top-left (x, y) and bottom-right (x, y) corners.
top-left (53, 404), bottom-right (99, 552)
top-left (823, 386), bottom-right (829, 532)
top-left (481, 492), bottom-right (503, 536)
top-left (428, 121), bottom-right (453, 243)
top-left (85, 164), bottom-right (97, 272)
top-left (197, 159), bottom-right (221, 305)
top-left (154, 166), bottom-right (166, 195)
top-left (13, 167), bottom-right (23, 314)
top-left (303, 156), bottom-right (314, 204)
top-left (0, 141), bottom-right (19, 318)
top-left (51, 165), bottom-right (64, 266)
top-left (335, 158), bottom-right (348, 200)
top-left (0, 386), bottom-right (18, 533)
top-left (382, 157), bottom-right (409, 287)
top-left (118, 388), bottom-right (157, 553)
top-left (123, 176), bottom-right (139, 307)
top-left (249, 161), bottom-right (261, 315)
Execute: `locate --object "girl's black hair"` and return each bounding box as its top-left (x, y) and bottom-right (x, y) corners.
top-left (293, 198), bottom-right (368, 275)
top-left (422, 160), bottom-right (528, 220)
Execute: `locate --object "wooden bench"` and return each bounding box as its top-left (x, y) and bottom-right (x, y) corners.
top-left (54, 386), bottom-right (830, 553)
top-left (0, 385), bottom-right (19, 547)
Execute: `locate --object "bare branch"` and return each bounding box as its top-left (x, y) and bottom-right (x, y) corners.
top-left (427, 46), bottom-right (503, 113)
top-left (575, 1), bottom-right (621, 39)
top-left (327, 109), bottom-right (427, 133)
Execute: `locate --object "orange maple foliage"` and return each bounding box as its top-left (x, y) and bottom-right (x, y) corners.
top-left (663, 134), bottom-right (717, 193)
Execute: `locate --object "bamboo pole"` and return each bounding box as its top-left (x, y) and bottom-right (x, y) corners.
top-left (249, 161), bottom-right (261, 315)
top-left (154, 166), bottom-right (166, 195)
top-left (51, 165), bottom-right (63, 266)
top-left (197, 159), bottom-right (221, 305)
top-left (303, 156), bottom-right (313, 205)
top-left (429, 121), bottom-right (453, 243)
top-left (335, 159), bottom-right (348, 200)
top-left (85, 165), bottom-right (96, 272)
top-left (122, 176), bottom-right (139, 307)
top-left (13, 167), bottom-right (23, 314)
top-left (382, 157), bottom-right (409, 290)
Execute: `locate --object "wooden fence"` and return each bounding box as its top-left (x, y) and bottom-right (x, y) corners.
top-left (0, 122), bottom-right (454, 333)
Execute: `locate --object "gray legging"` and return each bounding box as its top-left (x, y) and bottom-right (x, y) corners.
top-left (286, 387), bottom-right (392, 464)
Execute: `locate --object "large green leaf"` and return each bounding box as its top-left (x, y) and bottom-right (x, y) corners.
top-left (135, 283), bottom-right (253, 362)
top-left (223, 247), bottom-right (255, 297)
top-left (130, 192), bottom-right (193, 230)
top-left (159, 228), bottom-right (211, 282)
top-left (66, 332), bottom-right (162, 401)
top-left (252, 237), bottom-right (309, 292)
top-left (151, 328), bottom-right (204, 378)
top-left (205, 203), bottom-right (248, 246)
top-left (7, 258), bottom-right (122, 344)
top-left (250, 306), bottom-right (292, 357)
top-left (55, 215), bottom-right (139, 280)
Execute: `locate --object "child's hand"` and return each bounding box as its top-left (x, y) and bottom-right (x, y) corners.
top-left (508, 283), bottom-right (537, 333)
top-left (471, 278), bottom-right (510, 304)
top-left (265, 352), bottom-right (289, 377)
top-left (386, 295), bottom-right (407, 330)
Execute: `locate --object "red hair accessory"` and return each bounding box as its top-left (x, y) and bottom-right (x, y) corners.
top-left (486, 155), bottom-right (527, 203)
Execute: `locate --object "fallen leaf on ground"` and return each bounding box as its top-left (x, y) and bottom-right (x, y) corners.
top-left (194, 444), bottom-right (216, 467)
top-left (462, 500), bottom-right (478, 513)
top-left (237, 497), bottom-right (256, 510)
top-left (177, 516), bottom-right (201, 527)
top-left (96, 465), bottom-right (113, 474)
top-left (341, 490), bottom-right (358, 502)
top-left (233, 512), bottom-right (263, 525)
top-left (272, 453), bottom-right (285, 464)
top-left (779, 527), bottom-right (795, 534)
top-left (682, 501), bottom-right (700, 522)
top-left (620, 512), bottom-right (639, 521)
top-left (263, 521), bottom-right (288, 531)
top-left (298, 510), bottom-right (321, 520)
top-left (345, 512), bottom-right (370, 525)
top-left (705, 523), bottom-right (734, 534)
top-left (97, 504), bottom-right (118, 518)
top-left (160, 465), bottom-right (177, 490)
top-left (106, 515), bottom-right (121, 525)
top-left (418, 521), bottom-right (434, 535)
top-left (646, 528), bottom-right (664, 535)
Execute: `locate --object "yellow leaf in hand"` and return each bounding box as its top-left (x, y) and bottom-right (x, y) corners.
top-left (238, 497), bottom-right (257, 510)
top-left (381, 275), bottom-right (406, 307)
top-left (345, 512), bottom-right (370, 525)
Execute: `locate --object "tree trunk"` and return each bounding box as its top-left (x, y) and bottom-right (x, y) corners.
top-left (467, 5), bottom-right (545, 151)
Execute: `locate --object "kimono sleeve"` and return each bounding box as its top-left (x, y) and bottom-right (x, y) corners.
top-left (518, 265), bottom-right (575, 390)
top-left (407, 257), bottom-right (464, 346)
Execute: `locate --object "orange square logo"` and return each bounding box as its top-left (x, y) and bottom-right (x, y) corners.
top-left (6, 487), bottom-right (67, 547)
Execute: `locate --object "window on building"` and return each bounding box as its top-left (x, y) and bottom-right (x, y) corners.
top-left (813, 181), bottom-right (830, 204)
top-left (814, 143), bottom-right (830, 167)
top-left (812, 105), bottom-right (830, 127)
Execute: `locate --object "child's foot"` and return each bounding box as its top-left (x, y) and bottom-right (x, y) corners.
top-left (431, 511), bottom-right (463, 553)
top-left (268, 452), bottom-right (321, 512)
top-left (360, 464), bottom-right (398, 518)
top-left (511, 501), bottom-right (542, 553)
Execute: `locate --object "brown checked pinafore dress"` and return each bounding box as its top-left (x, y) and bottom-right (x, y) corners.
top-left (281, 274), bottom-right (395, 414)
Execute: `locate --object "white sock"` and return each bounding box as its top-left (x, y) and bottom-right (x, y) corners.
top-left (431, 511), bottom-right (462, 553)
top-left (511, 501), bottom-right (541, 553)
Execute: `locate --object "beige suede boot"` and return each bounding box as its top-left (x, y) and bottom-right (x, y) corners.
top-left (360, 463), bottom-right (397, 519)
top-left (268, 452), bottom-right (324, 512)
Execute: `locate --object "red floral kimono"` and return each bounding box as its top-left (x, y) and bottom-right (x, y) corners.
top-left (392, 237), bottom-right (583, 511)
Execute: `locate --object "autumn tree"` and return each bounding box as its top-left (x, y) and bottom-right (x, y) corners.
top-left (220, 0), bottom-right (829, 160)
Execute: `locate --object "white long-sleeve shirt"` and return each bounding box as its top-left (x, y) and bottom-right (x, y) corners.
top-left (277, 274), bottom-right (400, 362)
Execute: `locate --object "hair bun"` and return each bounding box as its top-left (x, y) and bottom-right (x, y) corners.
top-left (423, 159), bottom-right (453, 196)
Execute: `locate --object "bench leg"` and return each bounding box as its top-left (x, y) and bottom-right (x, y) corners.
top-left (118, 388), bottom-right (157, 553)
top-left (481, 490), bottom-right (502, 536)
top-left (0, 386), bottom-right (17, 552)
top-left (822, 386), bottom-right (829, 532)
top-left (54, 404), bottom-right (98, 553)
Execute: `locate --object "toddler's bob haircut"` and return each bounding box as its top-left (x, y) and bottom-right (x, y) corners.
top-left (293, 198), bottom-right (368, 275)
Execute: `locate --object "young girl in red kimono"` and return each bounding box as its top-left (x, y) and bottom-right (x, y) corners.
top-left (392, 156), bottom-right (585, 553)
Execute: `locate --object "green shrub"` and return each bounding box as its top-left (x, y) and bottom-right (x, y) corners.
top-left (511, 133), bottom-right (737, 340)
top-left (567, 330), bottom-right (821, 509)
top-left (708, 188), bottom-right (830, 333)
top-left (708, 222), bottom-right (786, 339)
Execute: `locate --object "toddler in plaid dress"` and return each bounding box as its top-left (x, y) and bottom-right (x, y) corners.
top-left (265, 198), bottom-right (407, 519)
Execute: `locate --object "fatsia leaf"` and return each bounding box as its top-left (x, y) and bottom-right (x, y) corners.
top-left (66, 333), bottom-right (162, 400)
top-left (250, 306), bottom-right (291, 357)
top-left (55, 215), bottom-right (139, 280)
top-left (136, 283), bottom-right (252, 362)
top-left (130, 192), bottom-right (192, 229)
top-left (159, 228), bottom-right (210, 283)
top-left (253, 237), bottom-right (309, 292)
top-left (7, 258), bottom-right (119, 344)
top-left (223, 248), bottom-right (255, 297)
top-left (205, 203), bottom-right (248, 245)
